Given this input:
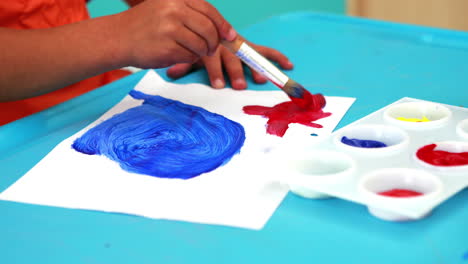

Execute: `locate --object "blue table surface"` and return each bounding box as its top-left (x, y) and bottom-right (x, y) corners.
top-left (1, 12), bottom-right (467, 264)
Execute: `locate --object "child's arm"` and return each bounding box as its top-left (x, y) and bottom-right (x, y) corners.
top-left (0, 17), bottom-right (124, 102)
top-left (0, 0), bottom-right (235, 102)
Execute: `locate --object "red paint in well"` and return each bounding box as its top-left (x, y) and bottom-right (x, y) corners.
top-left (416, 144), bottom-right (468, 166)
top-left (378, 189), bottom-right (423, 198)
top-left (243, 93), bottom-right (330, 137)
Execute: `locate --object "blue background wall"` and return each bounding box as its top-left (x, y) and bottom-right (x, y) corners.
top-left (87, 0), bottom-right (345, 29)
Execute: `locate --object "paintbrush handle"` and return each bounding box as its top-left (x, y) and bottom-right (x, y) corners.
top-left (221, 36), bottom-right (303, 98)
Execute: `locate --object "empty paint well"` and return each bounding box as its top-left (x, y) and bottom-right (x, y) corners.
top-left (333, 124), bottom-right (409, 156)
top-left (414, 141), bottom-right (468, 176)
top-left (286, 150), bottom-right (355, 199)
top-left (456, 119), bottom-right (468, 141)
top-left (358, 168), bottom-right (443, 221)
top-left (384, 101), bottom-right (452, 130)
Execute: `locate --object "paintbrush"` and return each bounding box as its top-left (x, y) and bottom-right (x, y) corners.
top-left (222, 35), bottom-right (325, 110)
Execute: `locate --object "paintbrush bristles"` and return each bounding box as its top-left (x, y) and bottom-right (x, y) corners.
top-left (285, 79), bottom-right (326, 110)
top-left (283, 79), bottom-right (306, 99)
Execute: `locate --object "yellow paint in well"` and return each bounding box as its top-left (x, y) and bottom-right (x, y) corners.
top-left (396, 116), bottom-right (431, 122)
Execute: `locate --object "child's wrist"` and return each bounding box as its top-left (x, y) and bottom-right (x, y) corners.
top-left (99, 12), bottom-right (134, 70)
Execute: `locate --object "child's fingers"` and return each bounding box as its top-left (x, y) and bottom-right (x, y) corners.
top-left (182, 7), bottom-right (219, 55)
top-left (175, 26), bottom-right (210, 57)
top-left (221, 49), bottom-right (246, 90)
top-left (172, 42), bottom-right (200, 64)
top-left (167, 63), bottom-right (194, 79)
top-left (185, 0), bottom-right (237, 41)
top-left (250, 70), bottom-right (268, 84)
top-left (256, 45), bottom-right (294, 70)
top-left (202, 51), bottom-right (225, 89)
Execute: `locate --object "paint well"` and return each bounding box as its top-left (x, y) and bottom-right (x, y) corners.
top-left (396, 116), bottom-right (430, 122)
top-left (378, 189), bottom-right (423, 198)
top-left (72, 90), bottom-right (246, 179)
top-left (341, 136), bottom-right (387, 148)
top-left (416, 143), bottom-right (468, 166)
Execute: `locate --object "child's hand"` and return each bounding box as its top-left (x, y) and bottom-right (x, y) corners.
top-left (119, 0), bottom-right (236, 69)
top-left (166, 44), bottom-right (294, 89)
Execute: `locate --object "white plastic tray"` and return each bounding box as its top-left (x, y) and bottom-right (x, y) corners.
top-left (276, 97), bottom-right (468, 221)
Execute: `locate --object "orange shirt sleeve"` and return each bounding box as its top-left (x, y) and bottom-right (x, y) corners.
top-left (0, 0), bottom-right (131, 125)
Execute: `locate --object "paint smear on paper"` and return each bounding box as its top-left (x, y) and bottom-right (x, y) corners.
top-left (243, 93), bottom-right (330, 137)
top-left (397, 116), bottom-right (430, 122)
top-left (341, 136), bottom-right (387, 148)
top-left (378, 189), bottom-right (423, 198)
top-left (72, 90), bottom-right (246, 179)
top-left (416, 144), bottom-right (468, 166)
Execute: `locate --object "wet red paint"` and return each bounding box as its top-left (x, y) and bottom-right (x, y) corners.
top-left (289, 89), bottom-right (326, 110)
top-left (243, 92), bottom-right (330, 137)
top-left (416, 144), bottom-right (468, 166)
top-left (378, 189), bottom-right (423, 198)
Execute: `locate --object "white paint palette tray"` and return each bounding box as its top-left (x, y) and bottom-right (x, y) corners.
top-left (274, 97), bottom-right (468, 221)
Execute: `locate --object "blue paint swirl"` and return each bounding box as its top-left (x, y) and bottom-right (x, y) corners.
top-left (72, 90), bottom-right (246, 179)
top-left (341, 136), bottom-right (387, 148)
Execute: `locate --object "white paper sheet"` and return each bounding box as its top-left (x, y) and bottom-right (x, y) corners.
top-left (0, 70), bottom-right (355, 230)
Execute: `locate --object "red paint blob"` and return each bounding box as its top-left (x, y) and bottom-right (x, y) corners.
top-left (378, 189), bottom-right (423, 198)
top-left (289, 90), bottom-right (326, 110)
top-left (416, 144), bottom-right (468, 166)
top-left (243, 93), bottom-right (331, 137)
